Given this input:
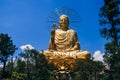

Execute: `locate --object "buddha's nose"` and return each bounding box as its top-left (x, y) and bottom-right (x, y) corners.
top-left (63, 19), bottom-right (65, 22)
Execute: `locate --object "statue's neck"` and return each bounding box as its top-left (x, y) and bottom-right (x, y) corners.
top-left (60, 27), bottom-right (68, 31)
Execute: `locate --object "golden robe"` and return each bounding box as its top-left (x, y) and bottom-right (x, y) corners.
top-left (44, 29), bottom-right (90, 59)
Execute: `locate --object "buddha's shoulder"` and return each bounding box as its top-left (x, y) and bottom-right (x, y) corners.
top-left (68, 29), bottom-right (76, 33)
top-left (56, 29), bottom-right (61, 32)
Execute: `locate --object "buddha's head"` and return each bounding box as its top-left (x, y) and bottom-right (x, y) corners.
top-left (59, 14), bottom-right (69, 31)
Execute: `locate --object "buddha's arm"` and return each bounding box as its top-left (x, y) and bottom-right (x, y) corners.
top-left (71, 32), bottom-right (80, 50)
top-left (48, 30), bottom-right (56, 50)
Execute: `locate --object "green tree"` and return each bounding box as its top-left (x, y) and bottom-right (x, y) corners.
top-left (15, 59), bottom-right (26, 73)
top-left (11, 72), bottom-right (27, 80)
top-left (71, 59), bottom-right (103, 80)
top-left (99, 0), bottom-right (120, 79)
top-left (18, 49), bottom-right (55, 80)
top-left (0, 33), bottom-right (17, 79)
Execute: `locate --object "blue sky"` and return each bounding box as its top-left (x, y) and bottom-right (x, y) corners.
top-left (0, 0), bottom-right (107, 56)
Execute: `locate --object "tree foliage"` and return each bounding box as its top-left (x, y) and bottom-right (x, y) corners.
top-left (99, 0), bottom-right (120, 79)
top-left (0, 33), bottom-right (17, 79)
top-left (71, 59), bottom-right (104, 80)
top-left (14, 49), bottom-right (55, 80)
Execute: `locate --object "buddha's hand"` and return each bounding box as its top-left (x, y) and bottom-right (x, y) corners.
top-left (51, 30), bottom-right (55, 36)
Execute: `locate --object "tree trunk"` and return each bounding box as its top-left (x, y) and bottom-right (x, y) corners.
top-left (1, 60), bottom-right (6, 79)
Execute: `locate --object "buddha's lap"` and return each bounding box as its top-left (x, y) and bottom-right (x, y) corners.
top-left (43, 50), bottom-right (90, 59)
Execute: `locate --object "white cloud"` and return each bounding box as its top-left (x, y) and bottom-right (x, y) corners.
top-left (93, 50), bottom-right (104, 62)
top-left (12, 57), bottom-right (17, 62)
top-left (0, 64), bottom-right (3, 68)
top-left (20, 44), bottom-right (35, 51)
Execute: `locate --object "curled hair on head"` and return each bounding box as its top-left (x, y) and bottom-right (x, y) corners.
top-left (60, 14), bottom-right (68, 18)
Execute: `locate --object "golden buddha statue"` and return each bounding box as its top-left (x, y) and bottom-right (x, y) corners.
top-left (43, 14), bottom-right (90, 60)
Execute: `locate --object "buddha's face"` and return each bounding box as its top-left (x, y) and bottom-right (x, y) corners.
top-left (59, 15), bottom-right (69, 30)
